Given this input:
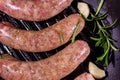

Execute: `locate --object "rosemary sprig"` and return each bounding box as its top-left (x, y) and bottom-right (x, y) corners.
top-left (71, 22), bottom-right (81, 43)
top-left (83, 0), bottom-right (119, 66)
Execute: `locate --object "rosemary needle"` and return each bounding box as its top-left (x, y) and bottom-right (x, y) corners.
top-left (59, 31), bottom-right (64, 44)
top-left (71, 22), bottom-right (81, 43)
top-left (95, 0), bottom-right (104, 16)
top-left (0, 54), bottom-right (9, 59)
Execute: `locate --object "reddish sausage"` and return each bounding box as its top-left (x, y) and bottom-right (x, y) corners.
top-left (0, 40), bottom-right (90, 80)
top-left (74, 72), bottom-right (95, 80)
top-left (0, 0), bottom-right (73, 21)
top-left (0, 14), bottom-right (85, 52)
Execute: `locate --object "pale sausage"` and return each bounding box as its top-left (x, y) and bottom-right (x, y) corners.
top-left (0, 14), bottom-right (85, 52)
top-left (0, 0), bottom-right (73, 21)
top-left (0, 40), bottom-right (90, 80)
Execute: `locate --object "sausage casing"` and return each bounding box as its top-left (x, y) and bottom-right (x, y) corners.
top-left (0, 14), bottom-right (85, 52)
top-left (0, 40), bottom-right (90, 80)
top-left (0, 0), bottom-right (73, 21)
top-left (74, 72), bottom-right (95, 80)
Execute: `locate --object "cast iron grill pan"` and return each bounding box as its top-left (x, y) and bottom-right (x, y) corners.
top-left (0, 1), bottom-right (108, 80)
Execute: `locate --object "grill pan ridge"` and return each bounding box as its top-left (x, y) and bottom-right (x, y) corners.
top-left (0, 0), bottom-right (120, 80)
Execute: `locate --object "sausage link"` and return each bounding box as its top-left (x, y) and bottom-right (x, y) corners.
top-left (0, 0), bottom-right (73, 21)
top-left (0, 14), bottom-right (85, 52)
top-left (74, 72), bottom-right (95, 80)
top-left (0, 40), bottom-right (90, 80)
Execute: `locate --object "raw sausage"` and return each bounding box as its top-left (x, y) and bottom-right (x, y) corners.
top-left (75, 73), bottom-right (94, 80)
top-left (0, 0), bottom-right (73, 21)
top-left (74, 72), bottom-right (95, 80)
top-left (0, 40), bottom-right (90, 80)
top-left (0, 14), bottom-right (85, 52)
top-left (0, 40), bottom-right (89, 80)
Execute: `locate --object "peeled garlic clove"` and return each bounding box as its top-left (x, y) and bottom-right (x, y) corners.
top-left (88, 61), bottom-right (106, 79)
top-left (77, 2), bottom-right (90, 18)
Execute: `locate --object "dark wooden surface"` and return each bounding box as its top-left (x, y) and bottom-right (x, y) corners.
top-left (84, 0), bottom-right (120, 80)
top-left (106, 0), bottom-right (120, 80)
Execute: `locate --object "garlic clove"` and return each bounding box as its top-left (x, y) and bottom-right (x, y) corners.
top-left (77, 2), bottom-right (90, 18)
top-left (88, 61), bottom-right (106, 79)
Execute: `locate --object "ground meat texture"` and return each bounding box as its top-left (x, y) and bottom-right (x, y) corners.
top-left (0, 40), bottom-right (90, 80)
top-left (0, 14), bottom-right (85, 52)
top-left (74, 72), bottom-right (95, 80)
top-left (0, 0), bottom-right (73, 21)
